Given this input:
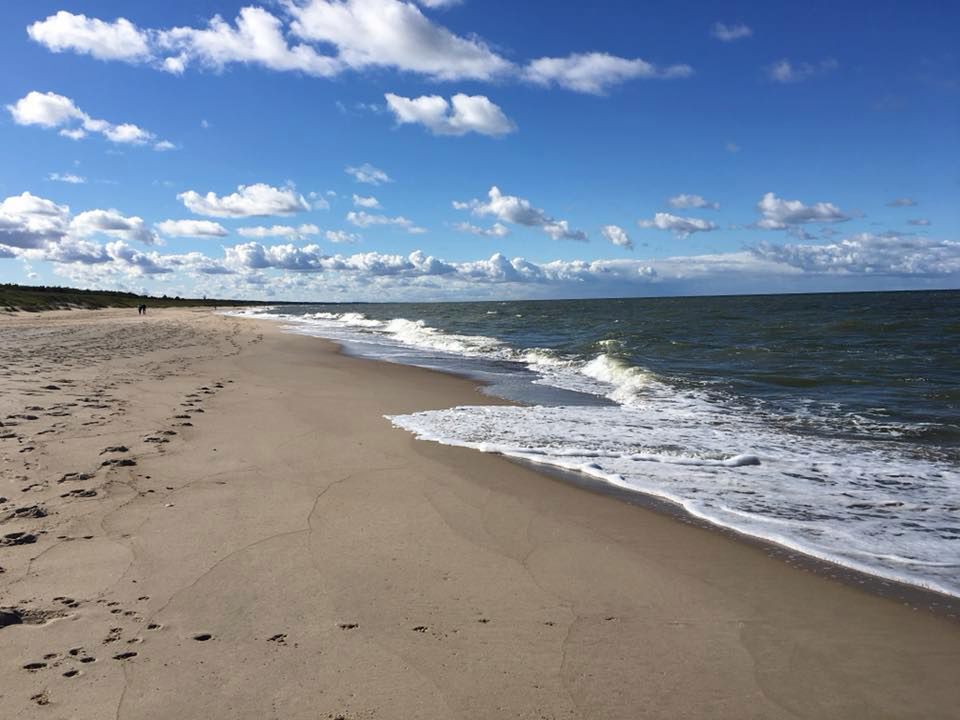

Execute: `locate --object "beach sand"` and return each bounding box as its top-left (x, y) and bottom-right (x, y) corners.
top-left (1, 308), bottom-right (958, 719)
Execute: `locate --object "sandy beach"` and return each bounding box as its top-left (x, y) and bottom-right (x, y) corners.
top-left (0, 308), bottom-right (958, 719)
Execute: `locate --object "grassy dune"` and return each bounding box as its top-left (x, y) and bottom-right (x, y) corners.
top-left (0, 283), bottom-right (281, 312)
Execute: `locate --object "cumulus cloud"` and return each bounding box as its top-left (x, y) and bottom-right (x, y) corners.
top-left (752, 233), bottom-right (960, 275)
top-left (156, 219), bottom-right (229, 238)
top-left (6, 90), bottom-right (172, 149)
top-left (453, 221), bottom-right (509, 237)
top-left (49, 172), bottom-right (86, 184)
top-left (70, 209), bottom-right (159, 245)
top-left (667, 193), bottom-right (719, 210)
top-left (754, 192), bottom-right (850, 230)
top-left (601, 224), bottom-right (633, 250)
top-left (237, 224), bottom-right (321, 239)
top-left (26, 4), bottom-right (698, 102)
top-left (286, 0), bottom-right (512, 81)
top-left (711, 22), bottom-right (752, 41)
top-left (28, 2), bottom-right (511, 82)
top-left (178, 183), bottom-right (310, 217)
top-left (346, 211), bottom-right (425, 233)
top-left (886, 197), bottom-right (917, 207)
top-left (27, 11), bottom-right (151, 62)
top-left (454, 186), bottom-right (587, 241)
top-left (346, 163), bottom-right (391, 185)
top-left (352, 194), bottom-right (380, 208)
top-left (0, 192), bottom-right (71, 249)
top-left (384, 93), bottom-right (515, 136)
top-left (767, 58), bottom-right (838, 83)
top-left (156, 6), bottom-right (343, 77)
top-left (524, 52), bottom-right (693, 94)
top-left (638, 212), bottom-right (718, 239)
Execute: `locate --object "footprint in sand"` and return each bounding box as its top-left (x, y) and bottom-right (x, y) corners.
top-left (60, 489), bottom-right (97, 499)
top-left (99, 445), bottom-right (129, 455)
top-left (4, 504), bottom-right (47, 520)
top-left (101, 457), bottom-right (137, 467)
top-left (338, 623), bottom-right (358, 630)
top-left (192, 633), bottom-right (213, 641)
top-left (1, 531), bottom-right (38, 546)
top-left (58, 472), bottom-right (93, 484)
top-left (112, 652), bottom-right (137, 661)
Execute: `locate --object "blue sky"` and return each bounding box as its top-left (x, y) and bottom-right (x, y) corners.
top-left (1, 0), bottom-right (958, 300)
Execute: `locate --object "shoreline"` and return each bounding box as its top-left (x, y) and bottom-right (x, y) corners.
top-left (2, 308), bottom-right (958, 718)
top-left (270, 314), bottom-right (960, 614)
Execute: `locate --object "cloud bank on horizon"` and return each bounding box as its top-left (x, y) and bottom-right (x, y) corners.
top-left (0, 0), bottom-right (957, 300)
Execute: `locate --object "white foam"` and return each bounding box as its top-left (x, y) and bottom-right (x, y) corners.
top-left (387, 404), bottom-right (960, 598)
top-left (581, 353), bottom-right (658, 405)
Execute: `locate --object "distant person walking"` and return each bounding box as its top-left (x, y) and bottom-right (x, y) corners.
top-left (138, 303), bottom-right (147, 315)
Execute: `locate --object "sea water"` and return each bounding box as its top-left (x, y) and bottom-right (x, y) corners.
top-left (229, 290), bottom-right (960, 597)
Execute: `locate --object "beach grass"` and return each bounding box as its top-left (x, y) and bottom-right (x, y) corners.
top-left (0, 282), bottom-right (281, 312)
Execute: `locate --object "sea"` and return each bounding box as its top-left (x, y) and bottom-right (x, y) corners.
top-left (229, 290), bottom-right (960, 598)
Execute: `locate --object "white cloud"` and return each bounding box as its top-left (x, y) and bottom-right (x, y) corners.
top-left (668, 193), bottom-right (719, 210)
top-left (384, 93), bottom-right (515, 136)
top-left (886, 197), bottom-right (917, 207)
top-left (237, 224), bottom-right (321, 239)
top-left (638, 212), bottom-right (718, 239)
top-left (453, 221), bottom-right (509, 237)
top-left (27, 11), bottom-right (151, 62)
top-left (346, 163), bottom-right (392, 185)
top-left (352, 194), bottom-right (380, 208)
top-left (601, 224), bottom-right (633, 250)
top-left (70, 209), bottom-right (159, 245)
top-left (287, 0), bottom-right (512, 81)
top-left (25, 5), bottom-right (701, 106)
top-left (325, 230), bottom-right (360, 243)
top-left (524, 52), bottom-right (693, 94)
top-left (49, 172), bottom-right (86, 184)
top-left (711, 22), bottom-right (752, 42)
top-left (6, 90), bottom-right (171, 147)
top-left (753, 233), bottom-right (960, 275)
top-left (755, 192), bottom-right (850, 230)
top-left (154, 140), bottom-right (177, 151)
top-left (156, 6), bottom-right (343, 77)
top-left (767, 58), bottom-right (838, 83)
top-left (307, 191), bottom-right (331, 210)
top-left (346, 211), bottom-right (425, 233)
top-left (29, 2), bottom-right (510, 82)
top-left (455, 186), bottom-right (587, 241)
top-left (156, 219), bottom-right (229, 238)
top-left (0, 192), bottom-right (71, 249)
top-left (908, 218), bottom-right (932, 226)
top-left (178, 183), bottom-right (310, 217)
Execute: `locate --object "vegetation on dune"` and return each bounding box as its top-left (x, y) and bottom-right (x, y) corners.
top-left (0, 283), bottom-right (282, 312)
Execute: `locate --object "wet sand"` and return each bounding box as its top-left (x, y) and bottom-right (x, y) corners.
top-left (1, 308), bottom-right (958, 719)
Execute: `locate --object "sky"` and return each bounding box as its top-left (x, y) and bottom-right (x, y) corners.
top-left (1, 0), bottom-right (958, 301)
